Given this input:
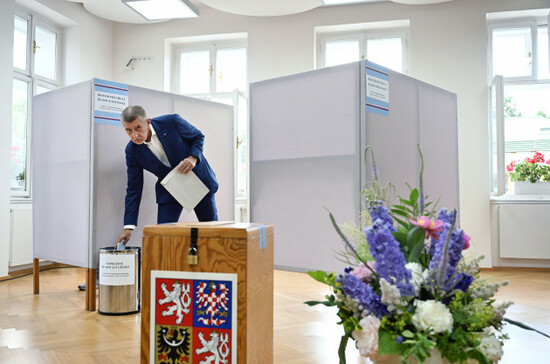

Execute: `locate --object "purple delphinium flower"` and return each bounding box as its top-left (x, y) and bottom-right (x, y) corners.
top-left (428, 213), bottom-right (467, 292)
top-left (337, 273), bottom-right (388, 319)
top-left (396, 335), bottom-right (404, 344)
top-left (428, 208), bottom-right (456, 256)
top-left (344, 266), bottom-right (353, 274)
top-left (365, 204), bottom-right (414, 297)
top-left (368, 202), bottom-right (396, 231)
top-left (454, 273), bottom-right (474, 292)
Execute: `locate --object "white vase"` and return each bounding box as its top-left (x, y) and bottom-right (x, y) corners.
top-left (373, 349), bottom-right (477, 364)
top-left (513, 181), bottom-right (550, 195)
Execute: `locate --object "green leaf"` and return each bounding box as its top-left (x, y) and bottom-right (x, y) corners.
top-left (409, 188), bottom-right (419, 204)
top-left (378, 329), bottom-right (406, 356)
top-left (304, 300), bottom-right (336, 307)
top-left (406, 226), bottom-right (426, 261)
top-left (504, 318), bottom-right (550, 338)
top-left (402, 330), bottom-right (414, 338)
top-left (393, 215), bottom-right (408, 227)
top-left (307, 270), bottom-right (328, 284)
top-left (392, 231), bottom-right (408, 244)
top-left (399, 198), bottom-right (416, 207)
top-left (390, 209), bottom-right (411, 218)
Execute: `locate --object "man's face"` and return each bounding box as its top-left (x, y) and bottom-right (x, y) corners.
top-left (123, 117), bottom-right (150, 144)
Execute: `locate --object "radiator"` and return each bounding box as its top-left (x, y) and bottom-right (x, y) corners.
top-left (9, 205), bottom-right (34, 267)
top-left (499, 203), bottom-right (550, 259)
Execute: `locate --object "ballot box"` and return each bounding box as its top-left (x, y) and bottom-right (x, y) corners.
top-left (141, 222), bottom-right (273, 364)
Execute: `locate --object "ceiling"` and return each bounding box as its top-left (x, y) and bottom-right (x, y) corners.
top-left (67, 0), bottom-right (453, 24)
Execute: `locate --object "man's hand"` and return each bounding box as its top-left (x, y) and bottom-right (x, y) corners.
top-left (116, 229), bottom-right (133, 247)
top-left (176, 156), bottom-right (197, 174)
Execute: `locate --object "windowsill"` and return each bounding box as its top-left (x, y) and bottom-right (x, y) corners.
top-left (490, 194), bottom-right (550, 202)
top-left (10, 196), bottom-right (33, 204)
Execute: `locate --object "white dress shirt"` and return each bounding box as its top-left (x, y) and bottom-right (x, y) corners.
top-left (123, 124), bottom-right (171, 231)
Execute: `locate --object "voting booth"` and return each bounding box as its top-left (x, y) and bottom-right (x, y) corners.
top-left (249, 60), bottom-right (459, 272)
top-left (141, 222), bottom-right (273, 364)
top-left (32, 79), bottom-right (235, 310)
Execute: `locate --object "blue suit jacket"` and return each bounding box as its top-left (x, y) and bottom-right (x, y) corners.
top-left (123, 114), bottom-right (219, 226)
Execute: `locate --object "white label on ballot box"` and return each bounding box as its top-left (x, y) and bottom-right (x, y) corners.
top-left (99, 253), bottom-right (135, 286)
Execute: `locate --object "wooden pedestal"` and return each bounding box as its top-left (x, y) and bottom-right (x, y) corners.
top-left (141, 222), bottom-right (273, 364)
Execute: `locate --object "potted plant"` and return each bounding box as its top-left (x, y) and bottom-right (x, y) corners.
top-left (507, 152), bottom-right (550, 195)
top-left (16, 170), bottom-right (25, 187)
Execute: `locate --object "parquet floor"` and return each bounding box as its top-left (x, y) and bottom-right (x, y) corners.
top-left (0, 267), bottom-right (549, 363)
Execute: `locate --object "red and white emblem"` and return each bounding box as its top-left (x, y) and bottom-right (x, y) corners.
top-left (150, 271), bottom-right (237, 364)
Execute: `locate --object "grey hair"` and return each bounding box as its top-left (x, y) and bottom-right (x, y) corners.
top-left (121, 105), bottom-right (147, 123)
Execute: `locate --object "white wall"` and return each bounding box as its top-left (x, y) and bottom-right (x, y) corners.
top-left (0, 0), bottom-right (114, 275)
top-left (111, 0), bottom-right (550, 268)
top-left (3, 0), bottom-right (550, 274)
top-left (0, 1), bottom-right (16, 277)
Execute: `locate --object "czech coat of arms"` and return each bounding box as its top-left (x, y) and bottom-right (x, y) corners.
top-left (150, 271), bottom-right (237, 364)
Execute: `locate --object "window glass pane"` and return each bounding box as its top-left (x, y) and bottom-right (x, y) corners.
top-left (13, 16), bottom-right (28, 70)
top-left (11, 79), bottom-right (29, 191)
top-left (179, 50), bottom-right (210, 94)
top-left (236, 94), bottom-right (248, 198)
top-left (367, 37), bottom-right (403, 72)
top-left (36, 85), bottom-right (51, 95)
top-left (538, 25), bottom-right (549, 79)
top-left (215, 47), bottom-right (247, 93)
top-left (490, 83), bottom-right (498, 194)
top-left (503, 84), bottom-right (550, 192)
top-left (34, 25), bottom-right (57, 80)
top-left (492, 27), bottom-right (532, 78)
top-left (325, 40), bottom-right (360, 67)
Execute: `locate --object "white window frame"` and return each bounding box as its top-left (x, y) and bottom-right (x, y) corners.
top-left (173, 40), bottom-right (248, 102)
top-left (12, 9), bottom-right (61, 199)
top-left (488, 16), bottom-right (549, 84)
top-left (316, 27), bottom-right (409, 73)
top-left (488, 13), bottom-right (550, 196)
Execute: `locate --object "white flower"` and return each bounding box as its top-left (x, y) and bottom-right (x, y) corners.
top-left (412, 300), bottom-right (454, 334)
top-left (352, 315), bottom-right (380, 359)
top-left (380, 278), bottom-right (405, 312)
top-left (479, 332), bottom-right (503, 362)
top-left (405, 262), bottom-right (425, 295)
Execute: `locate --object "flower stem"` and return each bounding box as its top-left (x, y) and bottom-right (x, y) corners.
top-left (338, 334), bottom-right (349, 364)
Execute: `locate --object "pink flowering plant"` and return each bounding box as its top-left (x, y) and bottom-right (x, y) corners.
top-left (507, 151), bottom-right (550, 183)
top-left (306, 147), bottom-right (549, 364)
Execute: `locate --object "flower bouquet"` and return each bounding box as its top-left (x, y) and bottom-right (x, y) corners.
top-left (306, 147), bottom-right (549, 364)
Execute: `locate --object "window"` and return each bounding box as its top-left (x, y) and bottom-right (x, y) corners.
top-left (316, 25), bottom-right (408, 73)
top-left (12, 11), bottom-right (60, 197)
top-left (175, 41), bottom-right (247, 104)
top-left (489, 15), bottom-right (550, 195)
top-left (174, 38), bottom-right (249, 215)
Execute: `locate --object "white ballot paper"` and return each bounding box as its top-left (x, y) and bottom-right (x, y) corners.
top-left (160, 168), bottom-right (209, 212)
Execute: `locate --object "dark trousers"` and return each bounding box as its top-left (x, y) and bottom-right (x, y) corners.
top-left (157, 192), bottom-right (218, 224)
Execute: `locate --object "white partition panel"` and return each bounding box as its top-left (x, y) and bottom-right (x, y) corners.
top-left (361, 63), bottom-right (459, 216)
top-left (418, 82), bottom-right (459, 212)
top-left (34, 80), bottom-right (235, 269)
top-left (250, 60), bottom-right (458, 272)
top-left (172, 96), bottom-right (234, 223)
top-left (33, 81), bottom-right (92, 267)
top-left (362, 70), bottom-right (420, 200)
top-left (250, 63), bottom-right (361, 272)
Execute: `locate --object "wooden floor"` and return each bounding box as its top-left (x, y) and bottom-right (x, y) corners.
top-left (1, 268), bottom-right (549, 363)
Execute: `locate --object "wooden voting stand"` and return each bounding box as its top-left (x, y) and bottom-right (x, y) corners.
top-left (141, 222), bottom-right (274, 364)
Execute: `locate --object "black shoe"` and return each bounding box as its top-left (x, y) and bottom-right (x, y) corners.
top-left (78, 283), bottom-right (86, 291)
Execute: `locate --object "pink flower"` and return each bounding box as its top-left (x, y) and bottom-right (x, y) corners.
top-left (506, 161), bottom-right (516, 172)
top-left (410, 216), bottom-right (444, 239)
top-left (352, 261), bottom-right (376, 281)
top-left (463, 234), bottom-right (470, 250)
top-left (533, 152), bottom-right (545, 163)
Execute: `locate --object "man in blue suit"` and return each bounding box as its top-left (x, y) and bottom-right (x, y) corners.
top-left (116, 105), bottom-right (219, 245)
